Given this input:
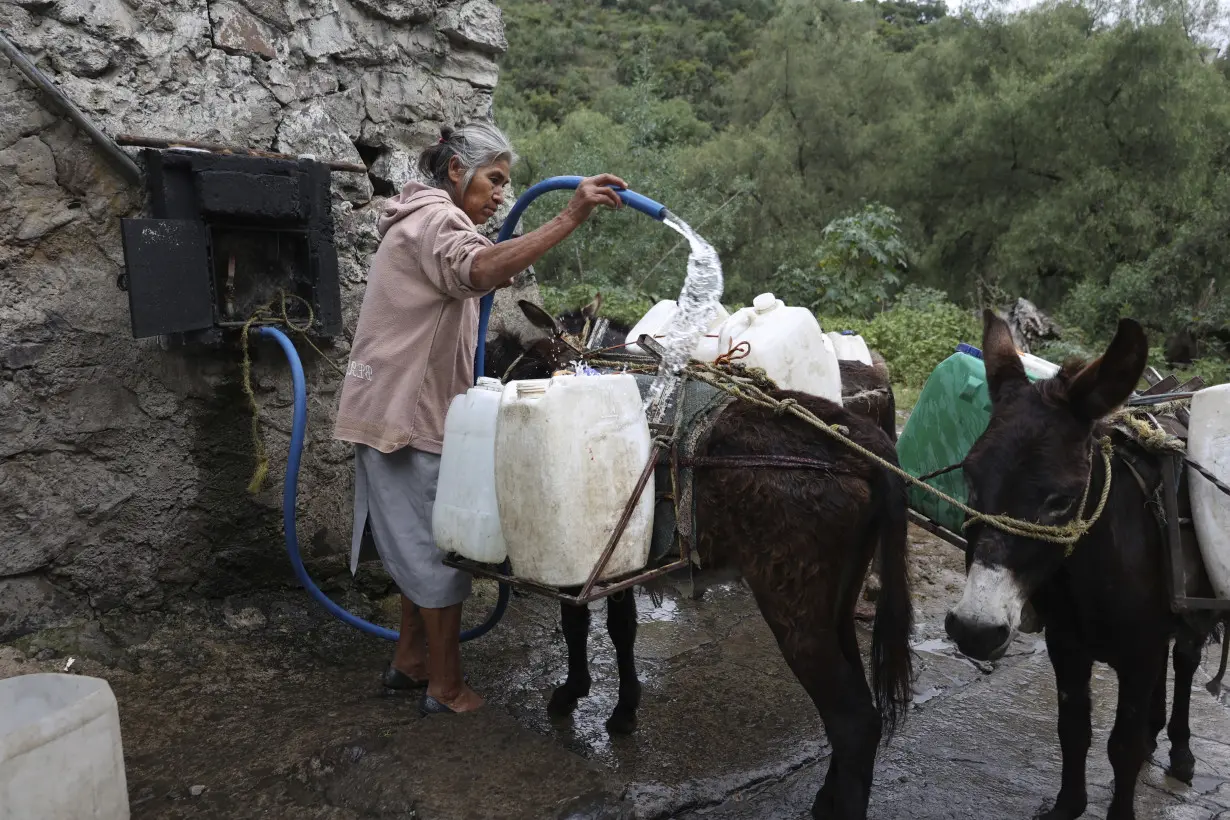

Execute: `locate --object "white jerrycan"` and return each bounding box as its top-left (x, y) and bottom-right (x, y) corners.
top-left (432, 377), bottom-right (507, 564)
top-left (624, 299), bottom-right (731, 361)
top-left (717, 293), bottom-right (843, 404)
top-left (494, 373), bottom-right (654, 587)
top-left (1187, 383), bottom-right (1230, 599)
top-left (826, 330), bottom-right (873, 365)
top-left (0, 673), bottom-right (129, 820)
top-left (1017, 350), bottom-right (1061, 380)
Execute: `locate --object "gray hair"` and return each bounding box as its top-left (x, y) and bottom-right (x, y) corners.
top-left (417, 121), bottom-right (518, 194)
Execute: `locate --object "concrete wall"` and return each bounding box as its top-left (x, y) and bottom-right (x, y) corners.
top-left (0, 0), bottom-right (533, 640)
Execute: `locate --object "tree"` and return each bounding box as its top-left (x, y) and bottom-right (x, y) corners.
top-left (777, 204), bottom-right (910, 318)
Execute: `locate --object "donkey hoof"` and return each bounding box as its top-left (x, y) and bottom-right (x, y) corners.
top-left (1168, 751), bottom-right (1196, 785)
top-left (810, 790), bottom-right (835, 819)
top-left (1033, 800), bottom-right (1085, 820)
top-left (604, 708), bottom-right (637, 735)
top-left (548, 686), bottom-right (587, 718)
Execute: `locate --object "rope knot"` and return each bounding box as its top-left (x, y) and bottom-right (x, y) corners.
top-left (774, 398), bottom-right (799, 416)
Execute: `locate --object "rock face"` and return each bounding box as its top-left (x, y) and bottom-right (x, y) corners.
top-left (0, 0), bottom-right (512, 640)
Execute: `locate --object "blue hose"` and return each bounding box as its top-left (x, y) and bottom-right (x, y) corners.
top-left (255, 325), bottom-right (509, 643)
top-left (474, 175), bottom-right (669, 379)
top-left (261, 176), bottom-right (666, 640)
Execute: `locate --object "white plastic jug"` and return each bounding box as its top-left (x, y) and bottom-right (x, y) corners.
top-left (1018, 350), bottom-right (1061, 380)
top-left (494, 373), bottom-right (654, 587)
top-left (433, 377), bottom-right (507, 564)
top-left (827, 330), bottom-right (873, 365)
top-left (0, 673), bottom-right (129, 820)
top-left (717, 293), bottom-right (843, 404)
top-left (624, 299), bottom-right (730, 361)
top-left (1188, 383), bottom-right (1230, 600)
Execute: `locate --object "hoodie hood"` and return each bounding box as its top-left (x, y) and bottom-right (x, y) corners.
top-left (376, 180), bottom-right (471, 238)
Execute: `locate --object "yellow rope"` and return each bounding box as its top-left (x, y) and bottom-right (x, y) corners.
top-left (240, 308), bottom-right (269, 495)
top-left (240, 291), bottom-right (348, 494)
top-left (675, 361), bottom-right (1115, 554)
top-left (1108, 403), bottom-right (1190, 455)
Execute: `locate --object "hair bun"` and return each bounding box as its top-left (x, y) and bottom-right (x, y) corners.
top-left (439, 124), bottom-right (455, 141)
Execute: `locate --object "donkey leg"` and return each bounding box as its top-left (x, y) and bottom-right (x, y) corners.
top-left (1166, 629), bottom-right (1201, 784)
top-left (814, 618), bottom-right (873, 813)
top-left (1147, 658), bottom-right (1166, 757)
top-left (549, 595), bottom-right (593, 718)
top-left (605, 589), bottom-right (641, 735)
top-left (806, 638), bottom-right (880, 820)
top-left (1105, 651), bottom-right (1166, 820)
top-left (1036, 629), bottom-right (1093, 820)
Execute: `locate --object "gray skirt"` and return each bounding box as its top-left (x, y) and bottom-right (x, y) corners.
top-left (349, 444), bottom-right (473, 609)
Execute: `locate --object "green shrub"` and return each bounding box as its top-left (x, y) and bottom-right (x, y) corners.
top-left (1032, 339), bottom-right (1095, 366)
top-left (864, 304), bottom-right (982, 388)
top-left (1175, 358), bottom-right (1230, 386)
top-left (539, 282), bottom-right (654, 327)
top-left (1146, 346), bottom-right (1230, 387)
top-left (815, 302), bottom-right (980, 389)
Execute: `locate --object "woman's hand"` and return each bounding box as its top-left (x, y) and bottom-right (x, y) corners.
top-left (562, 174), bottom-right (628, 225)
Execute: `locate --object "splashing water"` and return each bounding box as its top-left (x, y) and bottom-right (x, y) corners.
top-left (643, 212), bottom-right (725, 422)
top-left (570, 361), bottom-right (600, 376)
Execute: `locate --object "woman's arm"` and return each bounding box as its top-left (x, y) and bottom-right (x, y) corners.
top-left (468, 173), bottom-right (627, 291)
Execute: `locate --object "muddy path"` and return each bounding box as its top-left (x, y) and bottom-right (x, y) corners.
top-left (2, 527), bottom-right (1228, 819)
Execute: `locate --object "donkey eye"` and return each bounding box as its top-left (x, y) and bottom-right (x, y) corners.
top-left (1043, 494), bottom-right (1076, 516)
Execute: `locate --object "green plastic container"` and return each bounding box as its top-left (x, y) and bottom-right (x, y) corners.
top-left (896, 345), bottom-right (1050, 533)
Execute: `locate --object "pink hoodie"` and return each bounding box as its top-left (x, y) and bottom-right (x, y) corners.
top-left (333, 181), bottom-right (494, 454)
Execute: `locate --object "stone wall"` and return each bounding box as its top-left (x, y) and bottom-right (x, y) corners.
top-left (0, 0), bottom-right (534, 640)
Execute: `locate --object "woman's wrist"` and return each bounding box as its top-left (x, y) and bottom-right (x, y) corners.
top-left (553, 207), bottom-right (585, 232)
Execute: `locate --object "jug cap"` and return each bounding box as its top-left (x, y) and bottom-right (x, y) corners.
top-left (475, 377), bottom-right (503, 391)
top-left (752, 293), bottom-right (778, 313)
top-left (956, 343), bottom-right (983, 360)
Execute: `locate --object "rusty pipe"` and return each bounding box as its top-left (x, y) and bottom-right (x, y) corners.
top-left (0, 30), bottom-right (142, 185)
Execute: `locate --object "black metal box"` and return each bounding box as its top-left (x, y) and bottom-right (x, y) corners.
top-left (120, 148), bottom-right (343, 341)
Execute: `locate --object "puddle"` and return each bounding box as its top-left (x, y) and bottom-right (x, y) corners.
top-left (639, 594), bottom-right (680, 623)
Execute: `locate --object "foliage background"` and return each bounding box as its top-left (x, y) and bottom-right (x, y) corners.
top-left (494, 0), bottom-right (1230, 391)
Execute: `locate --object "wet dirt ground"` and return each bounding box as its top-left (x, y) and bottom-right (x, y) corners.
top-left (3, 528), bottom-right (1228, 819)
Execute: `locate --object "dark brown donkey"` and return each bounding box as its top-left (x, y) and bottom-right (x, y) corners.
top-left (838, 353), bottom-right (897, 444)
top-left (945, 312), bottom-right (1224, 820)
top-left (492, 300), bottom-right (914, 820)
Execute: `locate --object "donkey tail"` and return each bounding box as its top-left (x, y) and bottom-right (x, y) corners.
top-left (1207, 616), bottom-right (1229, 697)
top-left (871, 464), bottom-right (914, 739)
top-left (882, 384), bottom-right (899, 444)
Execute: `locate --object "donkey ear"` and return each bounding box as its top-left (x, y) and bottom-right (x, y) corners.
top-left (518, 300), bottom-right (564, 336)
top-left (982, 309), bottom-right (1026, 403)
top-left (582, 292), bottom-right (603, 320)
top-left (1066, 318), bottom-right (1148, 421)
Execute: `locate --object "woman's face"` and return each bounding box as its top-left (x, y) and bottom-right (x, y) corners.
top-left (448, 157), bottom-right (511, 225)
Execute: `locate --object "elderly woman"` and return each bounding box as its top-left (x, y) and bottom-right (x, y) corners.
top-left (334, 121), bottom-right (627, 715)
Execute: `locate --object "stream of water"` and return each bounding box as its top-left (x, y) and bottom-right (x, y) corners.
top-left (642, 212), bottom-right (725, 422)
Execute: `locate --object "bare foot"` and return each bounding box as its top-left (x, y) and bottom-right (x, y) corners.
top-left (427, 682), bottom-right (485, 713)
top-left (392, 657), bottom-right (429, 681)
